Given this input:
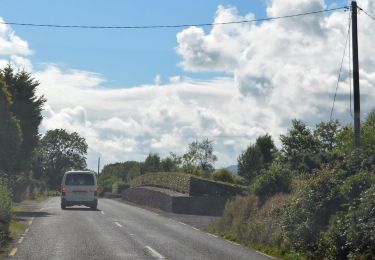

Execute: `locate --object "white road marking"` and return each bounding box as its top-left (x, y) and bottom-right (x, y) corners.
top-left (18, 237), bottom-right (24, 244)
top-left (8, 247), bottom-right (17, 257)
top-left (114, 222), bottom-right (122, 227)
top-left (226, 240), bottom-right (240, 246)
top-left (256, 250), bottom-right (277, 259)
top-left (192, 227), bottom-right (200, 231)
top-left (145, 246), bottom-right (165, 259)
top-left (207, 233), bottom-right (218, 238)
top-left (101, 211), bottom-right (105, 215)
top-left (24, 228), bottom-right (29, 234)
top-left (178, 221), bottom-right (187, 226)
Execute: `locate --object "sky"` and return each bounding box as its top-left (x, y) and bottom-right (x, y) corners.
top-left (0, 0), bottom-right (374, 170)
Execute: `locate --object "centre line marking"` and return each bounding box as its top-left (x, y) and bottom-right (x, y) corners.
top-left (145, 246), bottom-right (165, 259)
top-left (8, 247), bottom-right (17, 257)
top-left (114, 222), bottom-right (122, 227)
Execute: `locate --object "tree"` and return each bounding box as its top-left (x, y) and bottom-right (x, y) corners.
top-left (237, 134), bottom-right (276, 183)
top-left (238, 144), bottom-right (262, 183)
top-left (182, 138), bottom-right (217, 174)
top-left (143, 153), bottom-right (161, 173)
top-left (314, 120), bottom-right (340, 152)
top-left (0, 80), bottom-right (22, 174)
top-left (0, 65), bottom-right (46, 173)
top-left (280, 120), bottom-right (321, 173)
top-left (35, 129), bottom-right (87, 189)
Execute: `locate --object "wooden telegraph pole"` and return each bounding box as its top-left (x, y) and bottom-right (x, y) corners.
top-left (351, 1), bottom-right (361, 149)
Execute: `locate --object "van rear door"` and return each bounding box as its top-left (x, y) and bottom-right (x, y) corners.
top-left (64, 173), bottom-right (96, 201)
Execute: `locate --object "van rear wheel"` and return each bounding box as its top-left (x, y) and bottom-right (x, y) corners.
top-left (61, 204), bottom-right (66, 210)
top-left (90, 203), bottom-right (97, 210)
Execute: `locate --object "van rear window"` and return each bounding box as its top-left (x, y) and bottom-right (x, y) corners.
top-left (65, 173), bottom-right (95, 186)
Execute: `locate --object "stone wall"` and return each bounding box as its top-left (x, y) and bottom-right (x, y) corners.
top-left (121, 186), bottom-right (230, 216)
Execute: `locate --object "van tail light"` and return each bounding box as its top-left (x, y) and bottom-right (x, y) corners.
top-left (94, 186), bottom-right (98, 196)
top-left (61, 186), bottom-right (67, 196)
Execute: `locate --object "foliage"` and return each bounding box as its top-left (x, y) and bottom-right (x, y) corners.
top-left (283, 167), bottom-right (346, 253)
top-left (34, 129), bottom-right (88, 189)
top-left (237, 134), bottom-right (276, 184)
top-left (0, 175), bottom-right (12, 244)
top-left (98, 161), bottom-right (140, 192)
top-left (251, 164), bottom-right (292, 201)
top-left (212, 168), bottom-right (236, 184)
top-left (143, 153), bottom-right (161, 173)
top-left (112, 181), bottom-right (129, 194)
top-left (0, 65), bottom-right (46, 173)
top-left (0, 80), bottom-right (22, 174)
top-left (280, 120), bottom-right (322, 173)
top-left (313, 120), bottom-right (340, 152)
top-left (182, 138), bottom-right (217, 174)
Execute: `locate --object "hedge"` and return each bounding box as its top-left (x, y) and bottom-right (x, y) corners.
top-left (130, 172), bottom-right (245, 197)
top-left (0, 176), bottom-right (12, 245)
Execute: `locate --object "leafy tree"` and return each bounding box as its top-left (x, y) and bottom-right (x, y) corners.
top-left (237, 134), bottom-right (276, 183)
top-left (280, 120), bottom-right (321, 173)
top-left (98, 161), bottom-right (141, 191)
top-left (143, 153), bottom-right (161, 173)
top-left (238, 144), bottom-right (262, 183)
top-left (182, 138), bottom-right (217, 174)
top-left (0, 65), bottom-right (46, 173)
top-left (212, 168), bottom-right (236, 184)
top-left (35, 129), bottom-right (87, 189)
top-left (314, 120), bottom-right (340, 152)
top-left (0, 80), bottom-right (22, 174)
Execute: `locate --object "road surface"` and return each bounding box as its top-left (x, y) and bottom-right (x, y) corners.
top-left (8, 197), bottom-right (271, 260)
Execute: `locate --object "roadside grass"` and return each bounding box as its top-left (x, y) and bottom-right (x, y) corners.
top-left (9, 220), bottom-right (26, 239)
top-left (203, 225), bottom-right (306, 260)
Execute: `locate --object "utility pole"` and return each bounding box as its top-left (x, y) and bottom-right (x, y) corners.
top-left (97, 156), bottom-right (101, 175)
top-left (352, 1), bottom-right (361, 149)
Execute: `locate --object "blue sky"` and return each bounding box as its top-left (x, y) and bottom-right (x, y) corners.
top-left (0, 0), bottom-right (347, 87)
top-left (1, 0), bottom-right (370, 169)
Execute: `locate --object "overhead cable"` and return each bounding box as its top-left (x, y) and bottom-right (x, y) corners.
top-left (0, 6), bottom-right (348, 30)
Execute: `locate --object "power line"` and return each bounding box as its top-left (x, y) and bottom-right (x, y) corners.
top-left (0, 6), bottom-right (348, 30)
top-left (330, 11), bottom-right (352, 122)
top-left (358, 6), bottom-right (375, 21)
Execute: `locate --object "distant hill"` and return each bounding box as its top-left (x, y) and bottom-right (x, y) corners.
top-left (226, 165), bottom-right (238, 174)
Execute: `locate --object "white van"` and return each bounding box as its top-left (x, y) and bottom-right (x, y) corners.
top-left (61, 171), bottom-right (98, 210)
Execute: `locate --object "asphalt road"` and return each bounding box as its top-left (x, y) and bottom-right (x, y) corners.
top-left (8, 197), bottom-right (272, 260)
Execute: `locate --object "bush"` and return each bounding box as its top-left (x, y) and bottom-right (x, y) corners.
top-left (0, 177), bottom-right (12, 244)
top-left (283, 167), bottom-right (346, 253)
top-left (339, 171), bottom-right (375, 204)
top-left (112, 181), bottom-right (129, 194)
top-left (212, 168), bottom-right (236, 184)
top-left (251, 164), bottom-right (292, 201)
top-left (209, 193), bottom-right (292, 250)
top-left (321, 185), bottom-right (375, 259)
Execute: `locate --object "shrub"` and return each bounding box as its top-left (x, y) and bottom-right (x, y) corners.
top-left (251, 164), bottom-right (292, 201)
top-left (321, 185), bottom-right (375, 259)
top-left (283, 167), bottom-right (346, 253)
top-left (212, 168), bottom-right (236, 184)
top-left (0, 177), bottom-right (12, 244)
top-left (209, 193), bottom-right (292, 248)
top-left (112, 181), bottom-right (129, 194)
top-left (339, 171), bottom-right (375, 204)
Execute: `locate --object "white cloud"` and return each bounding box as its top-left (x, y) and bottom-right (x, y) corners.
top-left (2, 1), bottom-right (375, 170)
